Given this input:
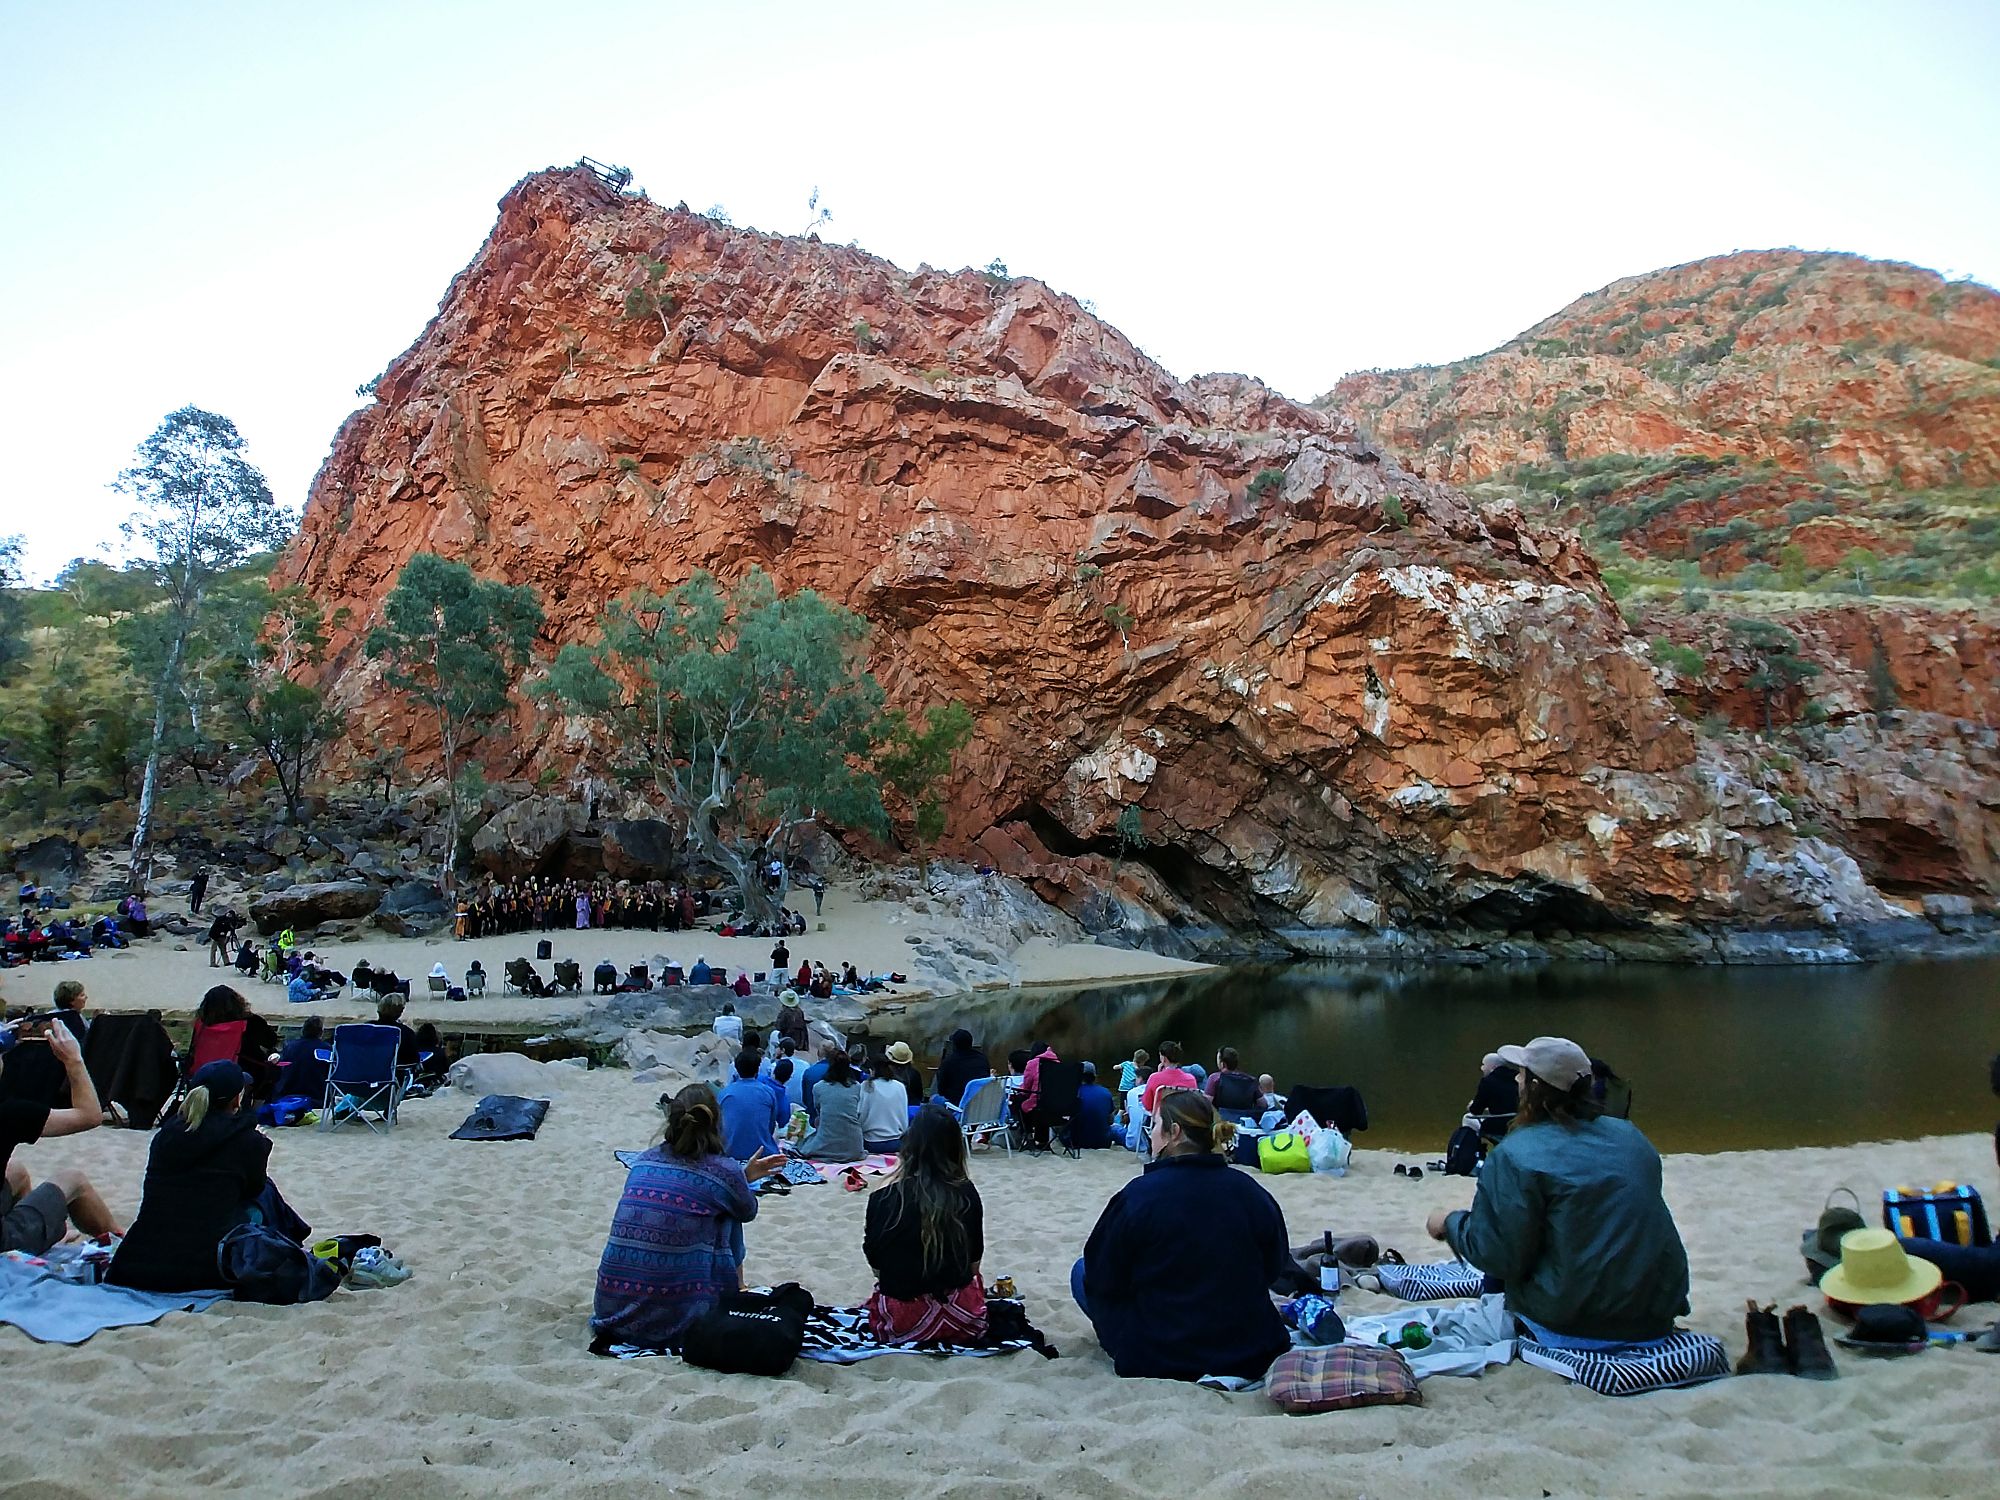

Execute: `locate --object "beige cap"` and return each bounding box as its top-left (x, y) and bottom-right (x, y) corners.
top-left (886, 1041), bottom-right (913, 1065)
top-left (1496, 1036), bottom-right (1593, 1091)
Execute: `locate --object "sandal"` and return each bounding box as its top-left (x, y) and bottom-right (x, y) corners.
top-left (842, 1166), bottom-right (866, 1192)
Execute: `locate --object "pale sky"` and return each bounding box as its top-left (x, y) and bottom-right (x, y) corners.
top-left (2, 0), bottom-right (1996, 581)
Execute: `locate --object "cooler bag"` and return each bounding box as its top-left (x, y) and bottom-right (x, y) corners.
top-left (1882, 1182), bottom-right (1990, 1247)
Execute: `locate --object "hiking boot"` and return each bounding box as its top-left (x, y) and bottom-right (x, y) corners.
top-left (1782, 1305), bottom-right (1838, 1379)
top-left (1736, 1301), bottom-right (1788, 1375)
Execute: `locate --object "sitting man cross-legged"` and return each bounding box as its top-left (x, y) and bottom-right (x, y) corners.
top-left (0, 1021), bottom-right (120, 1253)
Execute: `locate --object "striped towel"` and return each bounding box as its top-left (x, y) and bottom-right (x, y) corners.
top-left (1364, 1258), bottom-right (1490, 1302)
top-left (1519, 1330), bottom-right (1730, 1397)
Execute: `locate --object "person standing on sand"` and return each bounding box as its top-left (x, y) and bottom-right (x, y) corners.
top-left (1428, 1036), bottom-right (1689, 1346)
top-left (591, 1084), bottom-right (782, 1352)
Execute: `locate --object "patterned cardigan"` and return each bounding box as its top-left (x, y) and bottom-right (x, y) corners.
top-left (592, 1149), bottom-right (758, 1350)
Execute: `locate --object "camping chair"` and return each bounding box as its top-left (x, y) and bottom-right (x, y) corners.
top-left (626, 963), bottom-right (651, 991)
top-left (428, 972), bottom-right (450, 997)
top-left (1024, 1061), bottom-right (1085, 1158)
top-left (83, 1011), bottom-right (178, 1129)
top-left (956, 1077), bottom-right (1012, 1158)
top-left (503, 958), bottom-right (534, 995)
top-left (551, 959), bottom-right (583, 995)
top-left (465, 968), bottom-right (486, 997)
top-left (319, 1023), bottom-right (404, 1133)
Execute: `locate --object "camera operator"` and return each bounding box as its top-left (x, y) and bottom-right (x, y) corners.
top-left (1, 1019), bottom-right (119, 1253)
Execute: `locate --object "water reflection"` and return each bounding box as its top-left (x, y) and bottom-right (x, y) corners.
top-left (855, 957), bottom-right (2000, 1154)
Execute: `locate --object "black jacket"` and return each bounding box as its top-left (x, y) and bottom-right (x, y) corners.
top-left (933, 1047), bottom-right (991, 1108)
top-left (1081, 1152), bottom-right (1290, 1381)
top-left (107, 1108), bottom-right (272, 1292)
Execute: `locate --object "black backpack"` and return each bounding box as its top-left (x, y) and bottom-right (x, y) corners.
top-left (218, 1224), bottom-right (340, 1305)
top-left (679, 1283), bottom-right (813, 1375)
top-left (1443, 1124), bottom-right (1481, 1178)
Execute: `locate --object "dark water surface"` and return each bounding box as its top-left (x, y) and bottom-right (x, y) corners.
top-left (862, 957), bottom-right (2000, 1154)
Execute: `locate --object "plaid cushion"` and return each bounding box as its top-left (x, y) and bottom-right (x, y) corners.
top-left (1267, 1344), bottom-right (1423, 1414)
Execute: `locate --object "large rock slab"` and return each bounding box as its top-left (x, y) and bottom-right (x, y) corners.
top-left (470, 796), bottom-right (586, 878)
top-left (250, 880), bottom-right (382, 934)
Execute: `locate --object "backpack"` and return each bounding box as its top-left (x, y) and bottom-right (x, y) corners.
top-left (218, 1224), bottom-right (341, 1305)
top-left (1443, 1125), bottom-right (1481, 1178)
top-left (679, 1283), bottom-right (813, 1375)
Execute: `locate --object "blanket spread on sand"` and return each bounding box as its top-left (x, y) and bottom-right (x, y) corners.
top-left (0, 1255), bottom-right (226, 1345)
top-left (603, 1296), bottom-right (1056, 1364)
top-left (614, 1151), bottom-right (893, 1193)
top-left (1519, 1330), bottom-right (1730, 1396)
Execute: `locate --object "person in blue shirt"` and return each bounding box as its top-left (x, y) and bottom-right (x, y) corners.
top-left (687, 954), bottom-right (715, 987)
top-left (800, 1051), bottom-right (832, 1125)
top-left (1071, 1062), bottom-right (1116, 1149)
top-left (718, 1050), bottom-right (783, 1162)
top-left (1074, 1088), bottom-right (1289, 1381)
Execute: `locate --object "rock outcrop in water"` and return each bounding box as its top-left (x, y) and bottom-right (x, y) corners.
top-left (277, 169), bottom-right (1998, 958)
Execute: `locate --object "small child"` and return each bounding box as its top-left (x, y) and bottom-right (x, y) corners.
top-left (1117, 1049), bottom-right (1151, 1095)
top-left (1257, 1074), bottom-right (1287, 1130)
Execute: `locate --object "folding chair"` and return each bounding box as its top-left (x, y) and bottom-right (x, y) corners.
top-left (956, 1077), bottom-right (1012, 1158)
top-left (465, 969), bottom-right (486, 997)
top-left (319, 1023), bottom-right (404, 1133)
top-left (1023, 1061), bottom-right (1084, 1159)
top-left (551, 959), bottom-right (583, 995)
top-left (503, 958), bottom-right (533, 995)
top-left (1284, 1084), bottom-right (1369, 1135)
top-left (428, 973), bottom-right (450, 997)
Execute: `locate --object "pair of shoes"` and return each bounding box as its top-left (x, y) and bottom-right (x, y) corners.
top-left (1737, 1301), bottom-right (1838, 1378)
top-left (1973, 1323), bottom-right (2000, 1353)
top-left (1394, 1163), bottom-right (1425, 1180)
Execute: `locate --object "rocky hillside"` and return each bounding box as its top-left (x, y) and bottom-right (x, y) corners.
top-left (277, 172), bottom-right (2000, 957)
top-left (1327, 253), bottom-right (2000, 604)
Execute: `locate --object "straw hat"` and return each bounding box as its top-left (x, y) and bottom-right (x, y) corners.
top-left (886, 1042), bottom-right (913, 1065)
top-left (779, 989), bottom-right (800, 1006)
top-left (1818, 1228), bottom-right (1943, 1307)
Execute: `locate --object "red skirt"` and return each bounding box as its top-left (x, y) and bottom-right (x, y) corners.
top-left (865, 1280), bottom-right (988, 1344)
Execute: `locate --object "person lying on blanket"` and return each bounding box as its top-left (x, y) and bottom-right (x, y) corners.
top-left (863, 1105), bottom-right (987, 1344)
top-left (1426, 1036), bottom-right (1689, 1347)
top-left (592, 1083), bottom-right (785, 1351)
top-left (1074, 1089), bottom-right (1291, 1381)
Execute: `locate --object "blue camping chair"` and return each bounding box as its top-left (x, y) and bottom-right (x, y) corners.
top-left (318, 1023), bottom-right (404, 1134)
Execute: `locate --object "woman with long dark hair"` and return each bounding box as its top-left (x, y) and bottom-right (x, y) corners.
top-left (1428, 1036), bottom-right (1687, 1345)
top-left (798, 1048), bottom-right (865, 1160)
top-left (591, 1083), bottom-right (783, 1351)
top-left (191, 985), bottom-right (280, 1101)
top-left (863, 1104), bottom-right (985, 1343)
top-left (1075, 1088), bottom-right (1290, 1381)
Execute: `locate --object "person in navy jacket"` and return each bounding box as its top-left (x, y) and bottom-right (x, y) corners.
top-left (1073, 1088), bottom-right (1291, 1380)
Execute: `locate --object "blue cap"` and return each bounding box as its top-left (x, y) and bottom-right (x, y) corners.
top-left (190, 1059), bottom-right (247, 1099)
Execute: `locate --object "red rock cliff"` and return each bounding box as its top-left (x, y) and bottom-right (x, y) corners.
top-left (278, 170), bottom-right (1989, 946)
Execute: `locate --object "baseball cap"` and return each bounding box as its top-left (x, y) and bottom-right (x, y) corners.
top-left (1495, 1036), bottom-right (1592, 1091)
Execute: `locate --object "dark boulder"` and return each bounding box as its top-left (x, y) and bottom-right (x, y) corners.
top-left (374, 879), bottom-right (452, 937)
top-left (249, 880), bottom-right (382, 934)
top-left (470, 796), bottom-right (586, 878)
top-left (603, 819), bottom-right (679, 879)
top-left (9, 834), bottom-right (81, 892)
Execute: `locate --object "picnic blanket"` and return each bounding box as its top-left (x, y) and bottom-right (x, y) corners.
top-left (1519, 1329), bottom-right (1730, 1396)
top-left (1338, 1294), bottom-right (1518, 1380)
top-left (450, 1094), bottom-right (550, 1141)
top-left (602, 1294), bottom-right (1057, 1364)
top-left (0, 1253), bottom-right (226, 1345)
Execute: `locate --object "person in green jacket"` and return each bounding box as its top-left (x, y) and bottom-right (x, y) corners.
top-left (1427, 1035), bottom-right (1689, 1346)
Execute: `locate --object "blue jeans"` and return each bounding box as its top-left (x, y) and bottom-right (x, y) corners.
top-left (1071, 1256), bottom-right (1090, 1320)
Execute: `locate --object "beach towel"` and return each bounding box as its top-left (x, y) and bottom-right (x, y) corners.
top-left (0, 1255), bottom-right (227, 1345)
top-left (1361, 1258), bottom-right (1490, 1302)
top-left (1337, 1294), bottom-right (1518, 1380)
top-left (450, 1094), bottom-right (551, 1141)
top-left (614, 1151), bottom-right (828, 1194)
top-left (1518, 1329), bottom-right (1730, 1397)
top-left (600, 1294), bottom-right (1056, 1364)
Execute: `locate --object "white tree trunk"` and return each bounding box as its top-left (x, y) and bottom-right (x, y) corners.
top-left (128, 633), bottom-right (185, 891)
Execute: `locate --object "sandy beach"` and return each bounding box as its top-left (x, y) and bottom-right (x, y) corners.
top-left (1, 1059), bottom-right (1993, 1499)
top-left (3, 879), bottom-right (1209, 1027)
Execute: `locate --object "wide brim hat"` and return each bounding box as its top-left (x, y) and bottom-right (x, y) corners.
top-left (779, 990), bottom-right (800, 1006)
top-left (1819, 1228), bottom-right (1942, 1307)
top-left (886, 1042), bottom-right (913, 1065)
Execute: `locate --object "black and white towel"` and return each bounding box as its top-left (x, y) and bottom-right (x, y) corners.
top-left (1518, 1330), bottom-right (1730, 1397)
top-left (1363, 1258), bottom-right (1490, 1302)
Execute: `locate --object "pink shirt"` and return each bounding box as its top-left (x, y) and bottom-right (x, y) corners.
top-left (1143, 1066), bottom-right (1199, 1115)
